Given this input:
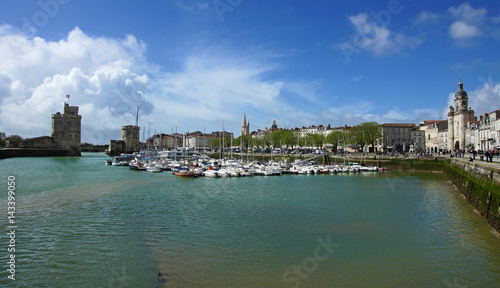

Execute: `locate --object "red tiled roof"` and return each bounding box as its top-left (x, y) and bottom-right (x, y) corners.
top-left (381, 123), bottom-right (416, 127)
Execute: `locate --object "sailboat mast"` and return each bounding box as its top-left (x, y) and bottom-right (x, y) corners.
top-left (222, 123), bottom-right (225, 162)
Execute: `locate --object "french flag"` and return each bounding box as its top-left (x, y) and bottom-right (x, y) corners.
top-left (66, 94), bottom-right (70, 99)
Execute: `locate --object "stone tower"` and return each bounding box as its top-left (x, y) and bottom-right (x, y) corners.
top-left (447, 79), bottom-right (475, 151)
top-left (121, 125), bottom-right (140, 153)
top-left (240, 113), bottom-right (250, 136)
top-left (51, 103), bottom-right (82, 155)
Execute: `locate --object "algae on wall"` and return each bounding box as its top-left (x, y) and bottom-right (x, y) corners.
top-left (443, 161), bottom-right (500, 233)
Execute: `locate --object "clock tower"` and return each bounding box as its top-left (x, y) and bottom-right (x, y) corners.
top-left (454, 78), bottom-right (468, 111)
top-left (447, 78), bottom-right (475, 151)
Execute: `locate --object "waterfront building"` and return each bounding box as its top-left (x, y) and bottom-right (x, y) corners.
top-left (410, 129), bottom-right (426, 153)
top-left (240, 113), bottom-right (250, 137)
top-left (185, 132), bottom-right (215, 149)
top-left (145, 133), bottom-right (183, 150)
top-left (478, 113), bottom-right (491, 151)
top-left (467, 120), bottom-right (480, 151)
top-left (447, 79), bottom-right (475, 151)
top-left (462, 110), bottom-right (500, 152)
top-left (251, 121), bottom-right (279, 138)
top-left (298, 125), bottom-right (318, 138)
top-left (211, 131), bottom-right (233, 139)
top-left (420, 120), bottom-right (448, 153)
top-left (379, 123), bottom-right (416, 152)
top-left (121, 125), bottom-right (140, 153)
top-left (488, 110), bottom-right (500, 150)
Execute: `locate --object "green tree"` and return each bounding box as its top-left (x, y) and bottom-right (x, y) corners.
top-left (298, 134), bottom-right (311, 148)
top-left (235, 134), bottom-right (251, 148)
top-left (211, 136), bottom-right (232, 148)
top-left (348, 125), bottom-right (365, 151)
top-left (269, 129), bottom-right (295, 149)
top-left (348, 122), bottom-right (381, 152)
top-left (309, 133), bottom-right (325, 148)
top-left (325, 131), bottom-right (344, 151)
top-left (359, 121), bottom-right (381, 152)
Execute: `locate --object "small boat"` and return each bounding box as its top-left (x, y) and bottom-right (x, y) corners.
top-left (203, 169), bottom-right (219, 177)
top-left (146, 166), bottom-right (162, 173)
top-left (105, 160), bottom-right (113, 165)
top-left (175, 170), bottom-right (195, 177)
top-left (112, 160), bottom-right (129, 166)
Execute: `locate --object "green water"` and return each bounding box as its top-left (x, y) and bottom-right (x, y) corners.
top-left (1, 153), bottom-right (500, 287)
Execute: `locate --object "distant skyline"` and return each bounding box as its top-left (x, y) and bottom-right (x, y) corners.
top-left (1, 1), bottom-right (499, 144)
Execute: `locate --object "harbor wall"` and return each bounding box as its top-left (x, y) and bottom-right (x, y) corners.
top-left (443, 160), bottom-right (500, 232)
top-left (0, 148), bottom-right (81, 159)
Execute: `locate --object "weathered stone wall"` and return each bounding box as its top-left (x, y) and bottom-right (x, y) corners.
top-left (444, 160), bottom-right (500, 232)
top-left (449, 158), bottom-right (500, 185)
top-left (0, 148), bottom-right (81, 159)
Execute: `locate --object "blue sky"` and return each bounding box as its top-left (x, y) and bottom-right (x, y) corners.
top-left (1, 0), bottom-right (499, 144)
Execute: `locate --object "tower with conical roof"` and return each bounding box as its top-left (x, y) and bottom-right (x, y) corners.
top-left (240, 113), bottom-right (250, 136)
top-left (447, 78), bottom-right (475, 151)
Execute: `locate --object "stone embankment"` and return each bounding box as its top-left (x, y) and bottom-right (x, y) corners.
top-left (444, 156), bottom-right (500, 232)
top-left (0, 148), bottom-right (81, 159)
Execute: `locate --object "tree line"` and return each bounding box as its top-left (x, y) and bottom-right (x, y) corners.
top-left (211, 122), bottom-right (381, 152)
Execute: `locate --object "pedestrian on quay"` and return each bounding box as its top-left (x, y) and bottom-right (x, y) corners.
top-left (489, 150), bottom-right (494, 162)
top-left (484, 150), bottom-right (490, 162)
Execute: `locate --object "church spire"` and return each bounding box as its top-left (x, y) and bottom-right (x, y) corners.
top-left (240, 113), bottom-right (249, 136)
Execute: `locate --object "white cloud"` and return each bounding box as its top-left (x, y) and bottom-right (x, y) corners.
top-left (449, 21), bottom-right (481, 40)
top-left (415, 3), bottom-right (496, 44)
top-left (0, 26), bottom-right (153, 143)
top-left (0, 25), bottom-right (324, 143)
top-left (413, 11), bottom-right (440, 26)
top-left (447, 3), bottom-right (487, 24)
top-left (338, 13), bottom-right (421, 58)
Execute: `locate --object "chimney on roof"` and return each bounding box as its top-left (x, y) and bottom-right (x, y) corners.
top-left (485, 113), bottom-right (488, 118)
top-left (474, 116), bottom-right (477, 121)
top-left (480, 115), bottom-right (483, 120)
top-left (327, 124), bottom-right (330, 128)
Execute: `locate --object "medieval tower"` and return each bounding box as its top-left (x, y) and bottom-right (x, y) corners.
top-left (447, 79), bottom-right (475, 151)
top-left (121, 125), bottom-right (141, 153)
top-left (240, 113), bottom-right (250, 137)
top-left (51, 103), bottom-right (82, 155)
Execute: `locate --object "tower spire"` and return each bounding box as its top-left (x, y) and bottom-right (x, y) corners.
top-left (240, 112), bottom-right (249, 136)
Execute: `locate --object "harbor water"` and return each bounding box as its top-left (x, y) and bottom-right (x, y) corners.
top-left (1, 153), bottom-right (500, 287)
